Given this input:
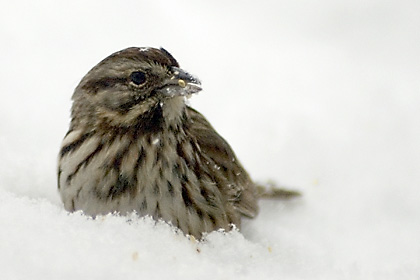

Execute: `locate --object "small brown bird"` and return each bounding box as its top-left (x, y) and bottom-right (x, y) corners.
top-left (58, 47), bottom-right (298, 239)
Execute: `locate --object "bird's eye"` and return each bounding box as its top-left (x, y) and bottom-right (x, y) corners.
top-left (129, 71), bottom-right (146, 85)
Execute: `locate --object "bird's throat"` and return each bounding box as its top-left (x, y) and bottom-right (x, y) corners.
top-left (160, 96), bottom-right (187, 125)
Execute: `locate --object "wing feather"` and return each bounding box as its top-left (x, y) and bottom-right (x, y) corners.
top-left (185, 106), bottom-right (258, 218)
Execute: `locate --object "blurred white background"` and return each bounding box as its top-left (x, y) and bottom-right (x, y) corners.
top-left (0, 0), bottom-right (419, 279)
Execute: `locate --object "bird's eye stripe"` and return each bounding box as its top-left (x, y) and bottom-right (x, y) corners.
top-left (82, 77), bottom-right (127, 94)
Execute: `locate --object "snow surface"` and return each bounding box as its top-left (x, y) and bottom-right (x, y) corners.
top-left (1, 0), bottom-right (419, 279)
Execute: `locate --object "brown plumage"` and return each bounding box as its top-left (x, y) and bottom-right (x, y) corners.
top-left (58, 47), bottom-right (297, 239)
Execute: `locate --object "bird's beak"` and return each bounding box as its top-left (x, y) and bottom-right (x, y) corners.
top-left (159, 67), bottom-right (202, 97)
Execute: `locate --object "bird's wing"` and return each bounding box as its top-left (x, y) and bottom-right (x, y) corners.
top-left (185, 106), bottom-right (258, 218)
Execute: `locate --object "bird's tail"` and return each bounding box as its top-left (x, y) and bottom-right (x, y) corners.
top-left (256, 183), bottom-right (301, 199)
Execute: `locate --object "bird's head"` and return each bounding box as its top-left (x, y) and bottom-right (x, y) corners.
top-left (71, 47), bottom-right (201, 130)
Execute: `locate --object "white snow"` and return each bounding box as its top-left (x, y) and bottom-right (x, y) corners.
top-left (1, 0), bottom-right (419, 279)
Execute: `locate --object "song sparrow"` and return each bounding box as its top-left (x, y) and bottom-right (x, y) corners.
top-left (58, 47), bottom-right (297, 239)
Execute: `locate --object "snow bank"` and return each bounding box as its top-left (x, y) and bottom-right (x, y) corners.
top-left (1, 0), bottom-right (419, 279)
